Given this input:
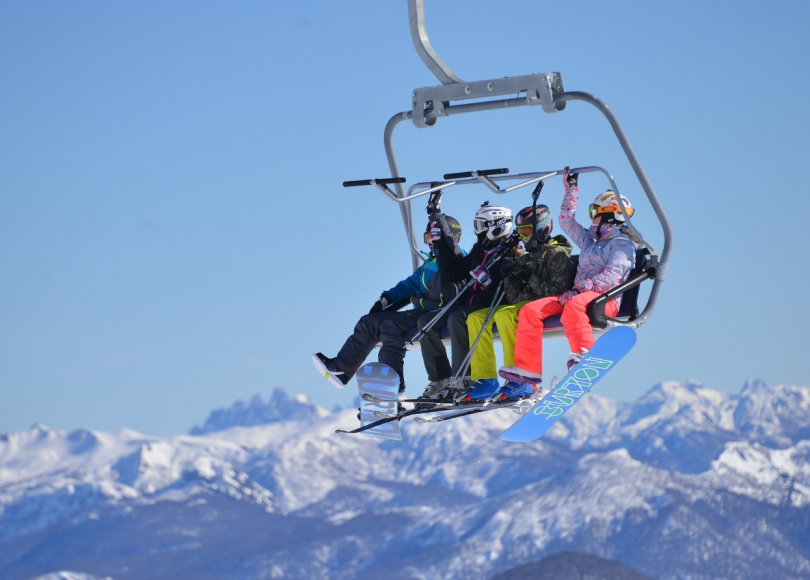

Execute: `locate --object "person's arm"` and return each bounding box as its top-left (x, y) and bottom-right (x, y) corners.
top-left (383, 260), bottom-right (433, 303)
top-left (558, 168), bottom-right (593, 251)
top-left (433, 214), bottom-right (473, 283)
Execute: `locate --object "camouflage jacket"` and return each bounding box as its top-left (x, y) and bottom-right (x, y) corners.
top-left (505, 235), bottom-right (576, 305)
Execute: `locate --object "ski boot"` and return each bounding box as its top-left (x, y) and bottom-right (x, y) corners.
top-left (312, 353), bottom-right (349, 389)
top-left (463, 378), bottom-right (501, 401)
top-left (497, 381), bottom-right (539, 401)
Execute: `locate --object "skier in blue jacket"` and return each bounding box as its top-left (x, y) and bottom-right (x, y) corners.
top-left (313, 218), bottom-right (464, 395)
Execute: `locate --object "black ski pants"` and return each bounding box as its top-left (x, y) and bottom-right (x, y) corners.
top-left (335, 308), bottom-right (429, 390)
top-left (417, 304), bottom-right (481, 382)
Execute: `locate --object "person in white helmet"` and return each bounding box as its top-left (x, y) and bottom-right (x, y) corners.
top-left (499, 168), bottom-right (638, 385)
top-left (416, 203), bottom-right (518, 401)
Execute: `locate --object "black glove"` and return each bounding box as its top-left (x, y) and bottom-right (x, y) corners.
top-left (369, 293), bottom-right (391, 314)
top-left (564, 166), bottom-right (578, 188)
top-left (506, 262), bottom-right (530, 289)
top-left (499, 257), bottom-right (516, 277)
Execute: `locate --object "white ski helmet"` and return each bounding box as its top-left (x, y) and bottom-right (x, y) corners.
top-left (588, 191), bottom-right (634, 224)
top-left (473, 203), bottom-right (513, 241)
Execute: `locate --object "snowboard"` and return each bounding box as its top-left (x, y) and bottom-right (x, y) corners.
top-left (500, 326), bottom-right (637, 442)
top-left (355, 362), bottom-right (402, 441)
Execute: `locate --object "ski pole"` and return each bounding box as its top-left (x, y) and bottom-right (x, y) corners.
top-left (409, 234), bottom-right (518, 345)
top-left (408, 276), bottom-right (475, 344)
top-left (448, 279), bottom-right (510, 391)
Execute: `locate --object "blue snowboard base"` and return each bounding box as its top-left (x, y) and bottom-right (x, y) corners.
top-left (500, 327), bottom-right (637, 443)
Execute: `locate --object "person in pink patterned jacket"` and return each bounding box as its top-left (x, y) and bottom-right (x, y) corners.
top-left (499, 167), bottom-right (638, 384)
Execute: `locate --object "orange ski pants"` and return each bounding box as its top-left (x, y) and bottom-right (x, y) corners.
top-left (513, 291), bottom-right (618, 375)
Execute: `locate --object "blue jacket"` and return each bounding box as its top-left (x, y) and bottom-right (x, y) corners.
top-left (384, 250), bottom-right (466, 310)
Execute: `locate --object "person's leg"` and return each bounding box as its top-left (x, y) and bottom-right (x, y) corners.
top-left (560, 292), bottom-right (619, 353)
top-left (418, 308), bottom-right (454, 381)
top-left (334, 311), bottom-right (399, 380)
top-left (377, 309), bottom-right (428, 391)
top-left (512, 296), bottom-right (564, 375)
top-left (493, 301), bottom-right (529, 368)
top-left (466, 307), bottom-right (500, 381)
top-left (448, 306), bottom-right (480, 377)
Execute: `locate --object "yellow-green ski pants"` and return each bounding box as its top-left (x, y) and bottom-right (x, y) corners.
top-left (465, 301), bottom-right (530, 381)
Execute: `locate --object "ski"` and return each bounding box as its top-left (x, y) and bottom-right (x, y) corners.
top-left (336, 391), bottom-right (539, 436)
top-left (361, 393), bottom-right (460, 406)
top-left (500, 327), bottom-right (637, 442)
top-left (413, 392), bottom-right (545, 423)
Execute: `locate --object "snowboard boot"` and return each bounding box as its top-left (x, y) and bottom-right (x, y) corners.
top-left (566, 348), bottom-right (589, 372)
top-left (415, 378), bottom-right (450, 410)
top-left (498, 365), bottom-right (543, 384)
top-left (421, 378), bottom-right (452, 399)
top-left (312, 353), bottom-right (350, 389)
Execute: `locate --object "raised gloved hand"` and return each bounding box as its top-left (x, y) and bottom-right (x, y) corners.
top-left (558, 288), bottom-right (580, 306)
top-left (429, 221), bottom-right (442, 243)
top-left (369, 293), bottom-right (391, 314)
top-left (563, 166), bottom-right (578, 189)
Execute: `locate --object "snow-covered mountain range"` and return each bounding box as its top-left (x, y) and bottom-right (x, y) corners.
top-left (1, 379), bottom-right (809, 580)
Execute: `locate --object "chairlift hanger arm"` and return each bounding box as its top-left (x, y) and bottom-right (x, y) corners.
top-left (384, 0), bottom-right (672, 311)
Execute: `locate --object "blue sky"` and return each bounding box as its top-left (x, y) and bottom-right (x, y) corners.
top-left (1, 0), bottom-right (808, 436)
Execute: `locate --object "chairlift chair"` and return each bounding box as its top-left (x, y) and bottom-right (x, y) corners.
top-left (345, 0), bottom-right (672, 347)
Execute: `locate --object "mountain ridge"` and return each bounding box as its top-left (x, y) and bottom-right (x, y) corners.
top-left (1, 378), bottom-right (809, 580)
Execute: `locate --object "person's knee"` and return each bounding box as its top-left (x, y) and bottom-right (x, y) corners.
top-left (561, 300), bottom-right (589, 327)
top-left (448, 309), bottom-right (467, 328)
top-left (417, 313), bottom-right (435, 331)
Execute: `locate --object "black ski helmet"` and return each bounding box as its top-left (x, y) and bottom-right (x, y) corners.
top-left (425, 216), bottom-right (462, 243)
top-left (515, 205), bottom-right (552, 243)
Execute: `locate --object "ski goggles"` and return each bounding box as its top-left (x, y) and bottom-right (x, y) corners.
top-left (516, 225), bottom-right (534, 239)
top-left (588, 203), bottom-right (634, 219)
